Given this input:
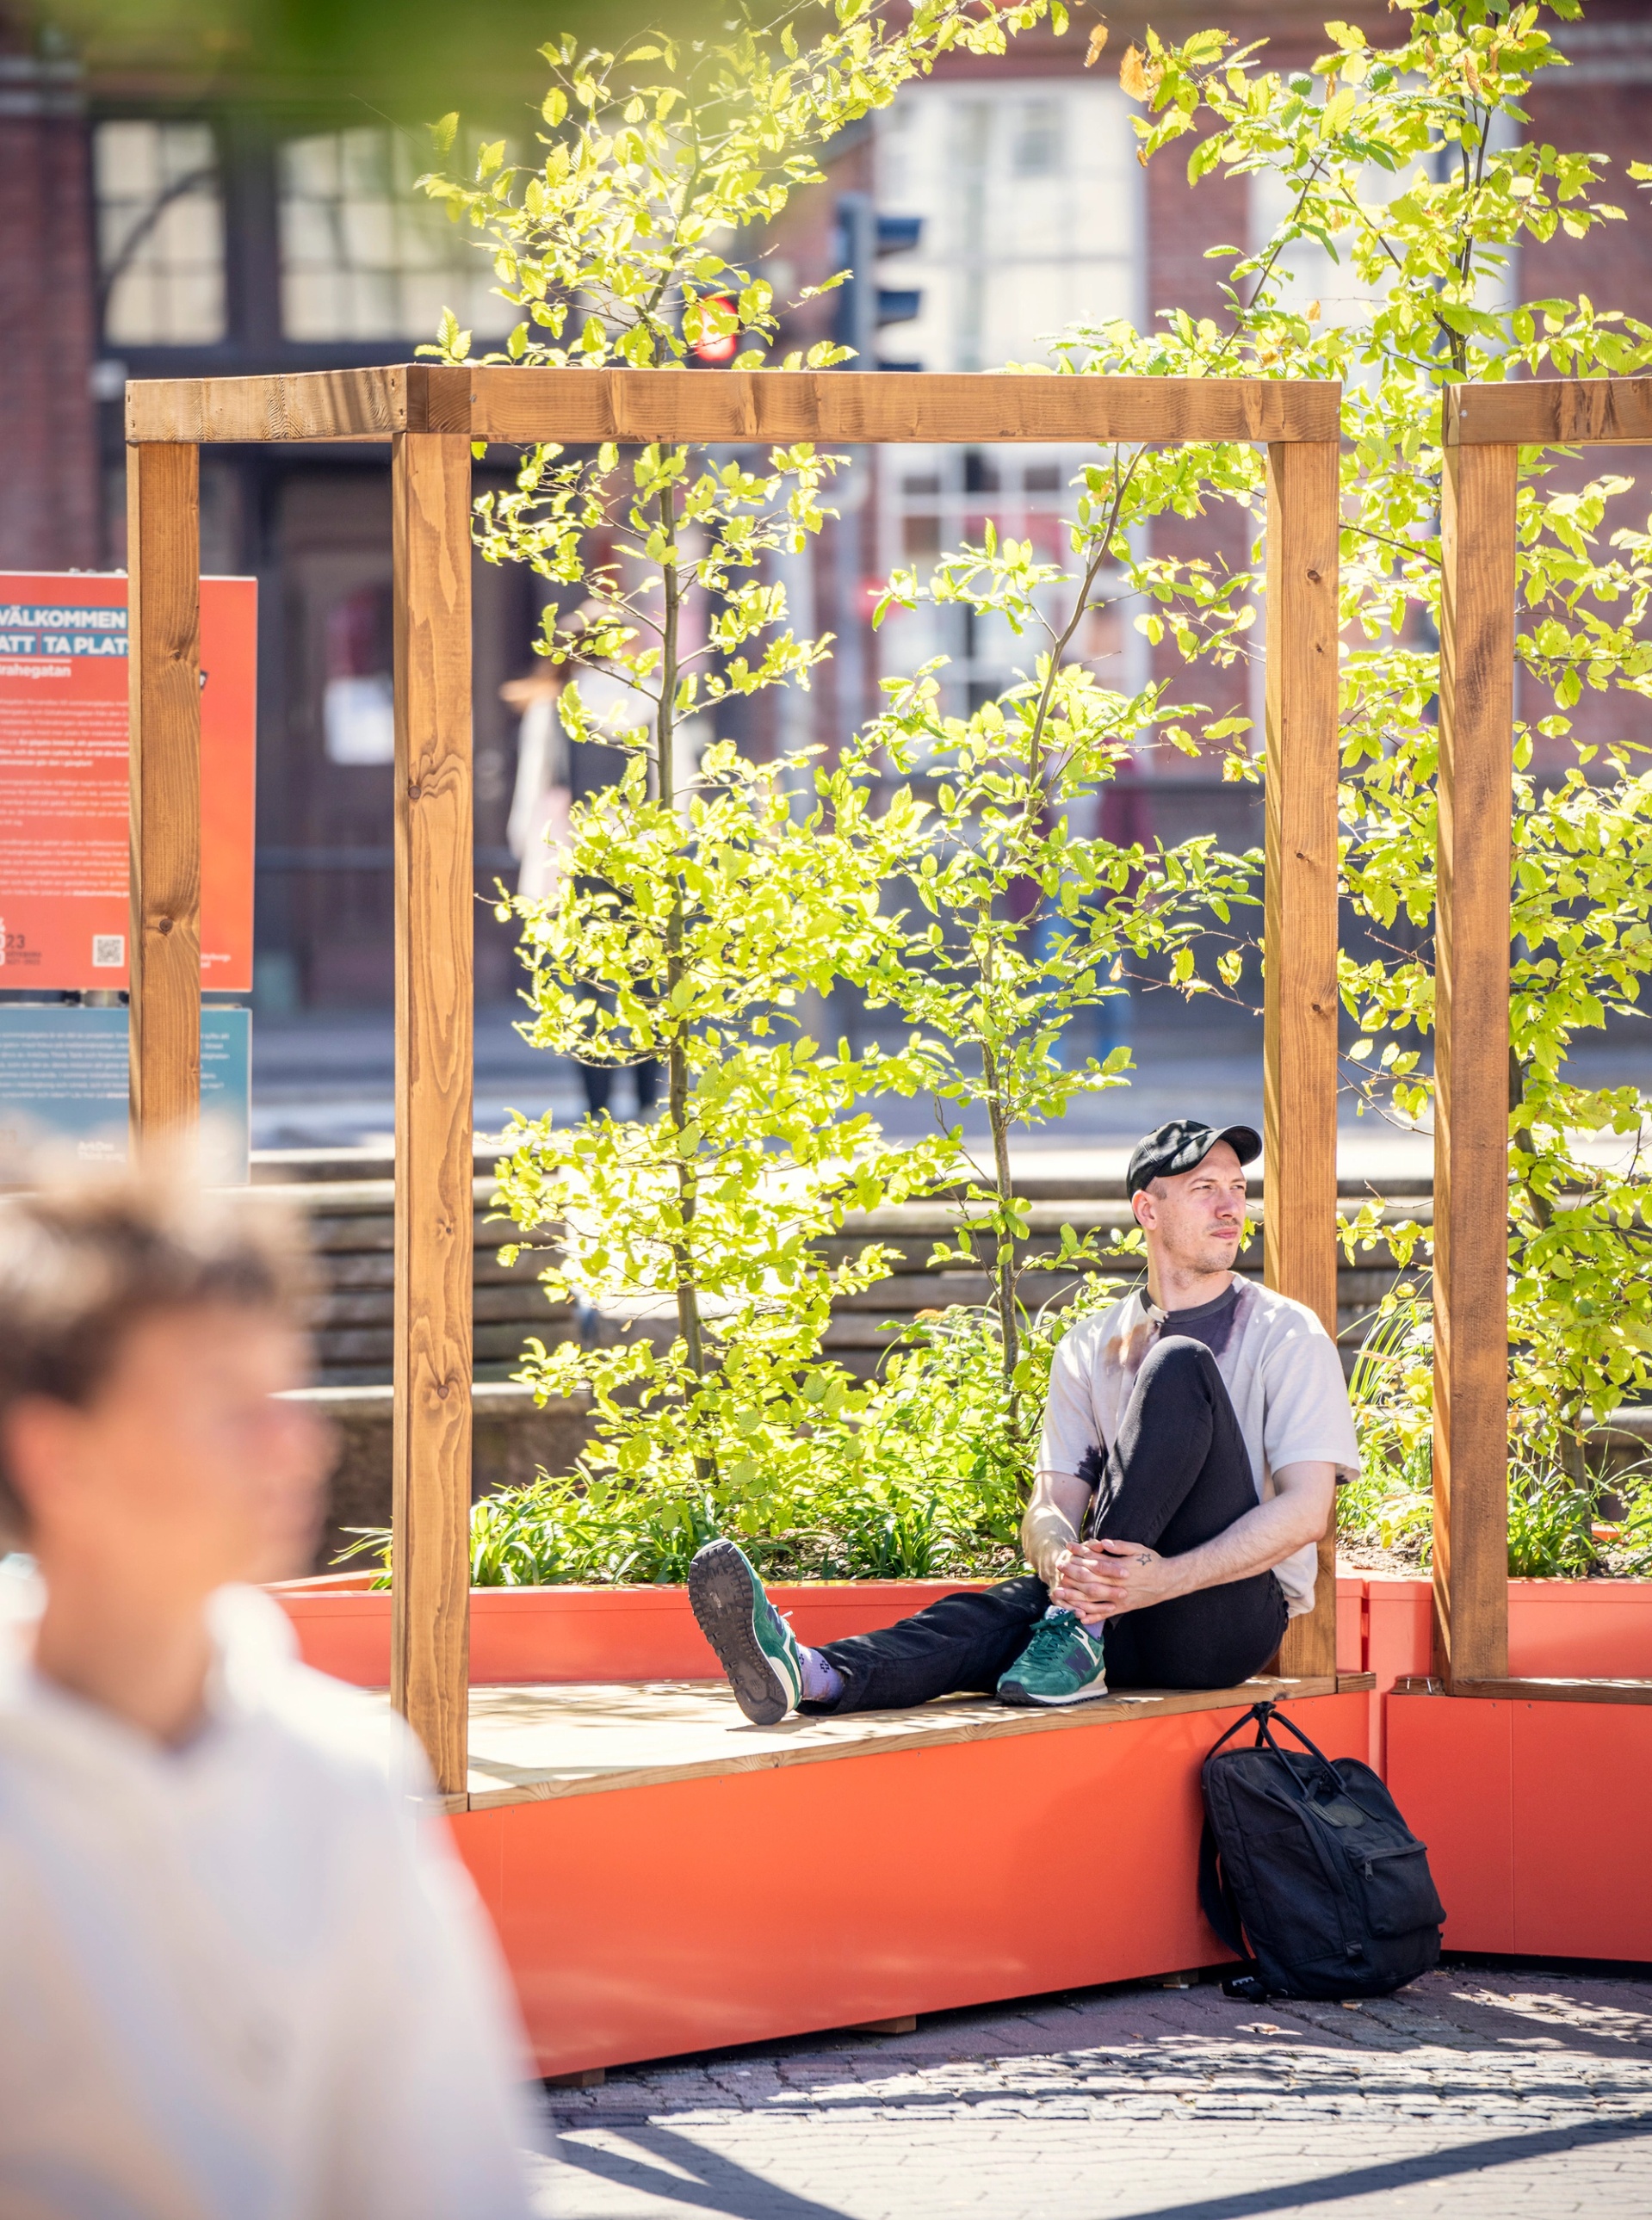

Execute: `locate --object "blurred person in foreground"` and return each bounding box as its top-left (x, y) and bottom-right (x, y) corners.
top-left (0, 1173), bottom-right (536, 2220)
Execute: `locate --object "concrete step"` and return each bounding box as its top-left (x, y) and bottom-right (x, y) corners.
top-left (251, 1150), bottom-right (1433, 1388)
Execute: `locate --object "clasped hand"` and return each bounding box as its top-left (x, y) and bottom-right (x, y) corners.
top-left (1049, 1537), bottom-right (1179, 1619)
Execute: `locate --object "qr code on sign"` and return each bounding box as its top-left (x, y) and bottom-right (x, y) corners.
top-left (92, 935), bottom-right (125, 968)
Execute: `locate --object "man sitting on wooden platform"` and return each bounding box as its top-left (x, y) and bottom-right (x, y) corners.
top-left (690, 1118), bottom-right (1358, 1723)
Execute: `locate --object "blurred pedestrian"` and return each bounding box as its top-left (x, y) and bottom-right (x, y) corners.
top-left (503, 660), bottom-right (660, 1121)
top-left (503, 666), bottom-right (572, 910)
top-left (0, 1173), bottom-right (536, 2219)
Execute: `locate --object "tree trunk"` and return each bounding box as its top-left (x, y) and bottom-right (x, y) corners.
top-left (980, 1032), bottom-right (1022, 1455)
top-left (656, 473), bottom-right (713, 1477)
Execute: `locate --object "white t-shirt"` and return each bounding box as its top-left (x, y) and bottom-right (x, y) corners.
top-left (1035, 1277), bottom-right (1360, 1616)
top-left (0, 1577), bottom-right (535, 2220)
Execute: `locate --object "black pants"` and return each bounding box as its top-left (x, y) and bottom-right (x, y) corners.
top-left (578, 986), bottom-right (659, 1116)
top-left (579, 1057), bottom-right (659, 1116)
top-left (804, 1336), bottom-right (1289, 1711)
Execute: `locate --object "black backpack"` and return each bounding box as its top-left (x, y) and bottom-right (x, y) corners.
top-left (1197, 1701), bottom-right (1445, 2002)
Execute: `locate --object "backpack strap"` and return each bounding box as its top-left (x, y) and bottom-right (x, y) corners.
top-left (1257, 1704), bottom-right (1343, 1796)
top-left (1197, 1818), bottom-right (1249, 1960)
top-left (1203, 1698), bottom-right (1275, 1765)
top-left (1198, 1702), bottom-right (1272, 1970)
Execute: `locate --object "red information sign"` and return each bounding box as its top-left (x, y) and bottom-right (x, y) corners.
top-left (0, 572), bottom-right (256, 991)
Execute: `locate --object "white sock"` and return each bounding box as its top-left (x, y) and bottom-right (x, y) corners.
top-left (799, 1647), bottom-right (845, 1704)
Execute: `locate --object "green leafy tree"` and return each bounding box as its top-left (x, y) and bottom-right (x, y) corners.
top-left (1079, 1), bottom-right (1652, 1524)
top-left (415, 0), bottom-right (1074, 1551)
top-left (864, 504), bottom-right (1256, 1427)
top-left (393, 0), bottom-right (1652, 1589)
top-left (417, 0), bottom-right (1062, 374)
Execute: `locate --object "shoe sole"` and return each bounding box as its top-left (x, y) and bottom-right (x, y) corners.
top-left (689, 1541), bottom-right (792, 1726)
top-left (999, 1680), bottom-right (1111, 1709)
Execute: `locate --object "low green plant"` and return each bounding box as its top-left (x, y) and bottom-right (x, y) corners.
top-left (1610, 1460), bottom-right (1652, 1574)
top-left (340, 1283), bottom-right (1123, 1587)
top-left (1505, 1459), bottom-right (1600, 1580)
top-left (1339, 1287), bottom-right (1436, 1561)
top-left (1340, 1277), bottom-right (1619, 1575)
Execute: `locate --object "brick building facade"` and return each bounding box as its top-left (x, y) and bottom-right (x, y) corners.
top-left (2, 3), bottom-right (1650, 1010)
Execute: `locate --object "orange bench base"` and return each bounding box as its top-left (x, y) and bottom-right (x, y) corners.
top-left (1387, 1689), bottom-right (1652, 1963)
top-left (449, 1689), bottom-right (1372, 2079)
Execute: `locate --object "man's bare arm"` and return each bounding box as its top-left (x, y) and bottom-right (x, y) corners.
top-left (1020, 1469), bottom-right (1093, 1589)
top-left (1048, 1461), bottom-right (1335, 1619)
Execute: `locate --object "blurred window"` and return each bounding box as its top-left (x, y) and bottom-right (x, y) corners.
top-left (1012, 99), bottom-right (1064, 178)
top-left (870, 81), bottom-right (1143, 722)
top-left (95, 120), bottom-right (226, 346)
top-left (876, 445), bottom-right (1135, 726)
top-left (322, 583), bottom-right (395, 766)
top-left (278, 127), bottom-right (511, 343)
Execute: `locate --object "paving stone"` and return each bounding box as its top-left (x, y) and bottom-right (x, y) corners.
top-left (525, 1966), bottom-right (1652, 2218)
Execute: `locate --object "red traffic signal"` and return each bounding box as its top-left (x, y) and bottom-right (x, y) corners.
top-left (690, 296), bottom-right (739, 366)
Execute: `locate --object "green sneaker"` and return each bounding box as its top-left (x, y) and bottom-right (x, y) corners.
top-left (689, 1539), bottom-right (804, 1725)
top-left (997, 1609), bottom-right (1109, 1708)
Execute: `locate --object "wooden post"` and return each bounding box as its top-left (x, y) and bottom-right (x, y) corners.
top-left (1432, 438), bottom-right (1516, 1686)
top-left (1263, 439), bottom-right (1342, 1680)
top-left (390, 431), bottom-right (474, 1796)
top-left (127, 442), bottom-right (201, 1151)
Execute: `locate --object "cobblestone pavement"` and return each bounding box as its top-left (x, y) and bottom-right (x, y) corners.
top-left (523, 1966), bottom-right (1652, 2217)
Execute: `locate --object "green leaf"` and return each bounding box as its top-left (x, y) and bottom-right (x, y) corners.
top-left (1187, 131), bottom-right (1226, 184)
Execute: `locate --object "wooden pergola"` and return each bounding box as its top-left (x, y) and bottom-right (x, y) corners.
top-left (1435, 374), bottom-right (1652, 1705)
top-left (126, 362), bottom-right (1348, 1791)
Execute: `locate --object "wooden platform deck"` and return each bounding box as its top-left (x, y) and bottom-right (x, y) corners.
top-left (429, 1672), bottom-right (1365, 1814)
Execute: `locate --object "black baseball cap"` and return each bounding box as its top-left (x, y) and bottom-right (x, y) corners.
top-left (1126, 1118), bottom-right (1261, 1198)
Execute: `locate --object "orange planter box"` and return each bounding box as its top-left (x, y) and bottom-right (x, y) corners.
top-left (269, 1571), bottom-right (993, 1688)
top-left (1355, 1575), bottom-right (1652, 1688)
top-left (269, 1572), bottom-right (1652, 2071)
top-left (271, 1569), bottom-right (1652, 1697)
top-left (1388, 1690), bottom-right (1652, 1961)
top-left (1367, 1578), bottom-right (1652, 1965)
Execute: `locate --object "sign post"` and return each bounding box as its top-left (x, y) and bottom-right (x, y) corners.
top-left (0, 553), bottom-right (257, 1174)
top-left (0, 570), bottom-right (253, 993)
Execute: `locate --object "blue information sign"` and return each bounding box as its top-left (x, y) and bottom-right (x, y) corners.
top-left (0, 1005), bottom-right (251, 1183)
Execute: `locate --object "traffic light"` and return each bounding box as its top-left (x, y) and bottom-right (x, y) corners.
top-left (832, 194), bottom-right (923, 372)
top-left (689, 294), bottom-right (739, 367)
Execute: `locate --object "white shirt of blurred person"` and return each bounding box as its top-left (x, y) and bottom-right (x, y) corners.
top-left (503, 668), bottom-right (571, 905)
top-left (504, 665), bottom-right (710, 906)
top-left (0, 1177), bottom-right (536, 2220)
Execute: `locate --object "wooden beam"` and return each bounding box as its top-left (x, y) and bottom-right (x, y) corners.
top-left (1433, 441), bottom-right (1518, 1688)
top-left (1452, 1677), bottom-right (1652, 1705)
top-left (390, 431), bottom-right (475, 1796)
top-left (123, 365), bottom-right (1340, 448)
top-left (1263, 438), bottom-right (1342, 1682)
top-left (124, 365), bottom-right (471, 445)
top-left (1445, 377), bottom-right (1652, 448)
top-left (467, 368), bottom-right (1341, 448)
top-left (126, 442), bottom-right (201, 1153)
